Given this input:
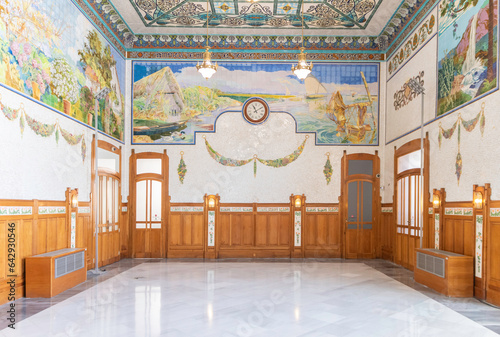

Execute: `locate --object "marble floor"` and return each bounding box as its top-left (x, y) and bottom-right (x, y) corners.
top-left (0, 259), bottom-right (499, 337)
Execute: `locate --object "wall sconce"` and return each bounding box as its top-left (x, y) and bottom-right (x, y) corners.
top-left (432, 194), bottom-right (440, 208)
top-left (294, 197), bottom-right (302, 208)
top-left (71, 195), bottom-right (78, 208)
top-left (474, 191), bottom-right (483, 209)
top-left (208, 196), bottom-right (216, 208)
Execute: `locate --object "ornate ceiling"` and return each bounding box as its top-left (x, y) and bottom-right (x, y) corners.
top-left (75, 0), bottom-right (437, 59)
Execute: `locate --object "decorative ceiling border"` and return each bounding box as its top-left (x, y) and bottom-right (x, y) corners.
top-left (74, 0), bottom-right (434, 57)
top-left (381, 0), bottom-right (438, 57)
top-left (127, 50), bottom-right (384, 61)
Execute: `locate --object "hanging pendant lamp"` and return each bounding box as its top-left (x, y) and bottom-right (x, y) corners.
top-left (292, 3), bottom-right (312, 80)
top-left (197, 0), bottom-right (218, 79)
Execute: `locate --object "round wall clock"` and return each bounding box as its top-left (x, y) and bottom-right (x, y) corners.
top-left (242, 97), bottom-right (270, 125)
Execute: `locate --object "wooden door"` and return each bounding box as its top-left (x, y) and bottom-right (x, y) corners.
top-left (130, 151), bottom-right (168, 258)
top-left (346, 180), bottom-right (374, 258)
top-left (134, 179), bottom-right (164, 258)
top-left (97, 173), bottom-right (121, 266)
top-left (341, 153), bottom-right (379, 259)
top-left (395, 174), bottom-right (422, 269)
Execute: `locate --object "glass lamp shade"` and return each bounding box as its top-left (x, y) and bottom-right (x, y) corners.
top-left (197, 47), bottom-right (218, 80)
top-left (292, 48), bottom-right (313, 80)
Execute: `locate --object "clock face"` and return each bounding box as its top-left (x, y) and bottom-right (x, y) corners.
top-left (242, 98), bottom-right (269, 125)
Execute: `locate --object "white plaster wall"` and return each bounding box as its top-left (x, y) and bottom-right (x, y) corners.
top-left (0, 87), bottom-right (93, 201)
top-left (383, 90), bottom-right (500, 203)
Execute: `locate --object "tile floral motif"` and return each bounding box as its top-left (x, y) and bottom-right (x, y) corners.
top-left (208, 211), bottom-right (215, 247)
top-left (387, 14), bottom-right (435, 75)
top-left (0, 206), bottom-right (33, 215)
top-left (71, 212), bottom-right (76, 248)
top-left (306, 207), bottom-right (339, 213)
top-left (428, 207), bottom-right (433, 214)
top-left (257, 207), bottom-right (290, 212)
top-left (490, 208), bottom-right (500, 217)
top-left (220, 207), bottom-right (253, 212)
top-left (170, 206), bottom-right (204, 212)
top-left (78, 207), bottom-right (91, 214)
top-left (122, 206), bottom-right (128, 212)
top-left (38, 206), bottom-right (66, 214)
top-left (381, 207), bottom-right (393, 213)
top-left (444, 208), bottom-right (453, 215)
top-left (434, 213), bottom-right (440, 249)
top-left (393, 71), bottom-right (424, 110)
top-left (475, 215), bottom-right (483, 278)
top-left (294, 211), bottom-right (302, 247)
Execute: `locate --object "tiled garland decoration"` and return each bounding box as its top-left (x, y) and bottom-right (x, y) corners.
top-left (70, 212), bottom-right (76, 248)
top-left (294, 211), bottom-right (302, 247)
top-left (429, 207), bottom-right (433, 214)
top-left (0, 206), bottom-right (32, 215)
top-left (434, 213), bottom-right (440, 249)
top-left (306, 207), bottom-right (339, 213)
top-left (257, 207), bottom-right (290, 212)
top-left (381, 207), bottom-right (393, 213)
top-left (475, 215), bottom-right (483, 278)
top-left (39, 206), bottom-right (66, 214)
top-left (78, 207), bottom-right (91, 213)
top-left (220, 207), bottom-right (253, 212)
top-left (444, 208), bottom-right (473, 216)
top-left (208, 211), bottom-right (215, 247)
top-left (170, 206), bottom-right (204, 212)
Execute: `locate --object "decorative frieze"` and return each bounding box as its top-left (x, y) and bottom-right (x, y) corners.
top-left (444, 208), bottom-right (473, 216)
top-left (306, 207), bottom-right (339, 213)
top-left (39, 206), bottom-right (66, 215)
top-left (220, 207), bottom-right (253, 212)
top-left (170, 206), bottom-right (204, 212)
top-left (257, 207), bottom-right (290, 212)
top-left (0, 206), bottom-right (32, 215)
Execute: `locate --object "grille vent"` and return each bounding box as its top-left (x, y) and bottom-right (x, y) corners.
top-left (54, 251), bottom-right (85, 278)
top-left (416, 252), bottom-right (445, 278)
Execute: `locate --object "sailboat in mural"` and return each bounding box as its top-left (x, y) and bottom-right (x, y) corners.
top-left (326, 71), bottom-right (373, 142)
top-left (305, 74), bottom-right (327, 99)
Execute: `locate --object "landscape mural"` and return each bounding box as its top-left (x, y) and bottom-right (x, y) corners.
top-left (0, 0), bottom-right (125, 141)
top-left (438, 0), bottom-right (498, 116)
top-left (132, 62), bottom-right (379, 145)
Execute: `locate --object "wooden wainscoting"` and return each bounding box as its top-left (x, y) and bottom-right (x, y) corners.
top-left (218, 204), bottom-right (291, 258)
top-left (76, 202), bottom-right (93, 269)
top-left (120, 201), bottom-right (130, 258)
top-left (303, 205), bottom-right (341, 258)
top-left (380, 204), bottom-right (394, 261)
top-left (0, 199), bottom-right (68, 305)
top-left (442, 202), bottom-right (474, 256)
top-left (486, 199), bottom-right (500, 306)
top-left (168, 204), bottom-right (205, 258)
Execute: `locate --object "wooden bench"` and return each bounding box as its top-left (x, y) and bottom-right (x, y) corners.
top-left (414, 248), bottom-right (473, 297)
top-left (25, 248), bottom-right (87, 298)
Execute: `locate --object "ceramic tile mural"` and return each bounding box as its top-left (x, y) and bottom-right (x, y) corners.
top-left (208, 211), bottom-right (215, 247)
top-left (294, 211), bottom-right (302, 247)
top-left (475, 215), bottom-right (483, 278)
top-left (437, 0), bottom-right (498, 116)
top-left (257, 207), bottom-right (290, 212)
top-left (305, 207), bottom-right (339, 213)
top-left (132, 62), bottom-right (379, 145)
top-left (170, 206), bottom-right (204, 212)
top-left (434, 213), bottom-right (440, 249)
top-left (0, 0), bottom-right (125, 141)
top-left (0, 206), bottom-right (32, 215)
top-left (220, 207), bottom-right (253, 212)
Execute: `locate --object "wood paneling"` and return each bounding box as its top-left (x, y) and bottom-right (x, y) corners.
top-left (415, 248), bottom-right (473, 297)
top-left (486, 196), bottom-right (500, 306)
top-left (168, 209), bottom-right (204, 258)
top-left (380, 204), bottom-right (394, 261)
top-left (303, 208), bottom-right (341, 258)
top-left (442, 203), bottom-right (474, 257)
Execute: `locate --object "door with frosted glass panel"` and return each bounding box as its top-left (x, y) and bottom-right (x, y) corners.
top-left (131, 153), bottom-right (167, 258)
top-left (342, 155), bottom-right (378, 259)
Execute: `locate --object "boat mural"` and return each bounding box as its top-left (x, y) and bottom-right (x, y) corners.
top-left (132, 62), bottom-right (379, 145)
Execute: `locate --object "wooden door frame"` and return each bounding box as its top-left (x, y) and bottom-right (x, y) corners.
top-left (129, 150), bottom-right (169, 258)
top-left (393, 135), bottom-right (430, 270)
top-left (91, 137), bottom-right (122, 269)
top-left (340, 151), bottom-right (380, 259)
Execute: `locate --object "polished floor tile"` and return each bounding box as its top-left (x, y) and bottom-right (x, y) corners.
top-left (0, 260), bottom-right (499, 336)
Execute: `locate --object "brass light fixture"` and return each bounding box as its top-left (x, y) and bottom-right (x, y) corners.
top-left (292, 3), bottom-right (312, 80)
top-left (432, 194), bottom-right (440, 209)
top-left (474, 191), bottom-right (483, 209)
top-left (197, 0), bottom-right (218, 79)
